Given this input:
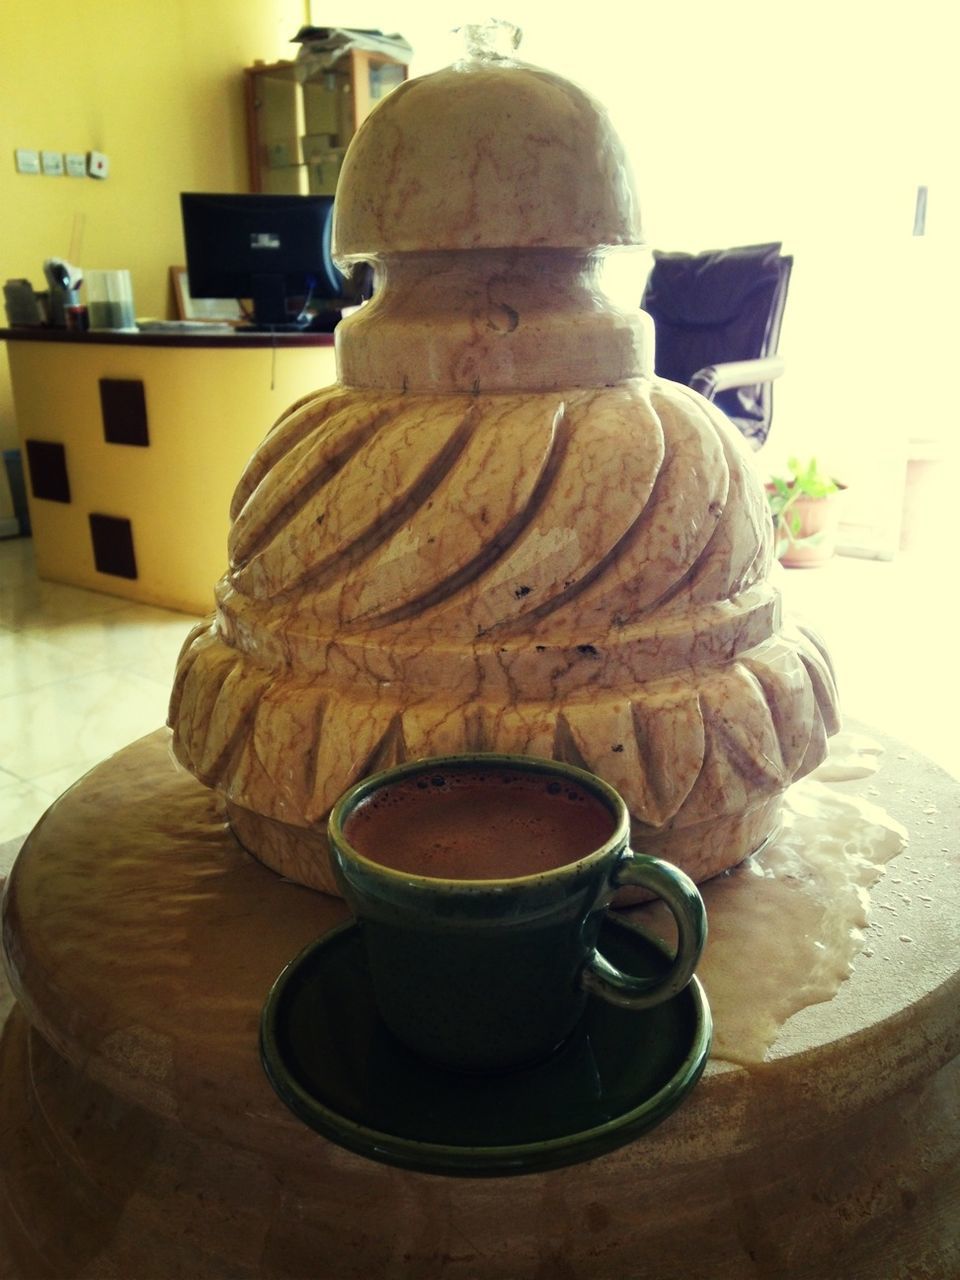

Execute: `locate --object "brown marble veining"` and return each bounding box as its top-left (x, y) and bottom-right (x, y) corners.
top-left (332, 63), bottom-right (642, 257)
top-left (169, 378), bottom-right (837, 895)
top-left (166, 44), bottom-right (839, 893)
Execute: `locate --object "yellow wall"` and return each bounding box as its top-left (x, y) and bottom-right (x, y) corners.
top-left (0, 0), bottom-right (307, 451)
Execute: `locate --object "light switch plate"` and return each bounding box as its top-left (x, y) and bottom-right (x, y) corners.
top-left (65, 152), bottom-right (87, 178)
top-left (15, 148), bottom-right (40, 174)
top-left (41, 151), bottom-right (65, 176)
top-left (87, 150), bottom-right (109, 179)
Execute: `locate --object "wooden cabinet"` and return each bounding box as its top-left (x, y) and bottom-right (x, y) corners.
top-left (244, 49), bottom-right (407, 196)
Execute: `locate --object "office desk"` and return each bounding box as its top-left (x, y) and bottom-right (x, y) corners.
top-left (1, 328), bottom-right (337, 614)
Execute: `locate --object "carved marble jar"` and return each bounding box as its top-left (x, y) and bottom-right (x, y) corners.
top-left (169, 35), bottom-right (839, 899)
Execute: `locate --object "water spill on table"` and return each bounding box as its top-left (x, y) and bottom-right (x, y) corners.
top-left (626, 730), bottom-right (908, 1064)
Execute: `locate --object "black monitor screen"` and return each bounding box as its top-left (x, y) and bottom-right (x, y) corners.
top-left (180, 192), bottom-right (346, 330)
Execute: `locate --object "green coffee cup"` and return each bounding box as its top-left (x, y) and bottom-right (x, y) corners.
top-left (329, 754), bottom-right (707, 1073)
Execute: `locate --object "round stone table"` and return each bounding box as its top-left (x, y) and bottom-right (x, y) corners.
top-left (0, 728), bottom-right (958, 1279)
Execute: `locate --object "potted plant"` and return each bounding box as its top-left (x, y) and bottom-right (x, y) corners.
top-left (766, 457), bottom-right (845, 568)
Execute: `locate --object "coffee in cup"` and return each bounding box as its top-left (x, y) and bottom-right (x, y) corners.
top-left (329, 754), bottom-right (706, 1073)
top-left (342, 763), bottom-right (618, 879)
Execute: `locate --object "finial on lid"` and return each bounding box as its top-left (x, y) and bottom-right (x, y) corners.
top-left (454, 18), bottom-right (522, 62)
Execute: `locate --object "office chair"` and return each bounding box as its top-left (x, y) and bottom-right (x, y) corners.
top-left (642, 241), bottom-right (793, 449)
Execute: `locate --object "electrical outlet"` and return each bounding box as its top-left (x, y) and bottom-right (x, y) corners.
top-left (15, 148), bottom-right (40, 174)
top-left (87, 150), bottom-right (109, 179)
top-left (65, 153), bottom-right (87, 178)
top-left (41, 151), bottom-right (65, 176)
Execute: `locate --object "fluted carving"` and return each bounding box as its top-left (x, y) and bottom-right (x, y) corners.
top-left (169, 377), bottom-right (839, 896)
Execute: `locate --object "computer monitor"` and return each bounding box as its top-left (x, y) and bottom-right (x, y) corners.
top-left (180, 192), bottom-right (348, 331)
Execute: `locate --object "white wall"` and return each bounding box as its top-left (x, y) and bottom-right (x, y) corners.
top-left (321, 2), bottom-right (957, 500)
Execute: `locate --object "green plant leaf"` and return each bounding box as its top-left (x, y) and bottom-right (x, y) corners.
top-left (772, 456), bottom-right (839, 501)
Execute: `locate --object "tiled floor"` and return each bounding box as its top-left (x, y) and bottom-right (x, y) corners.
top-left (773, 548), bottom-right (959, 780)
top-left (1, 532), bottom-right (957, 876)
top-left (0, 537), bottom-right (202, 866)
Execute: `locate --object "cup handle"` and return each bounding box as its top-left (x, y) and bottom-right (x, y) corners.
top-left (581, 851), bottom-right (707, 1009)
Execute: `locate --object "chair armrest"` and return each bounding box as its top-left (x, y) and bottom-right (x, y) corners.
top-left (689, 356), bottom-right (785, 400)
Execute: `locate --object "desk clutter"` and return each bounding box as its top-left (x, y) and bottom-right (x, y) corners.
top-left (4, 260), bottom-right (136, 332)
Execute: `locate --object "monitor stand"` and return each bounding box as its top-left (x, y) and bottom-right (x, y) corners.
top-left (235, 314), bottom-right (341, 335)
top-left (239, 274), bottom-right (341, 333)
top-left (248, 273), bottom-right (289, 327)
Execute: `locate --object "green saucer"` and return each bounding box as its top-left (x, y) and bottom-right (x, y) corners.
top-left (260, 915), bottom-right (712, 1178)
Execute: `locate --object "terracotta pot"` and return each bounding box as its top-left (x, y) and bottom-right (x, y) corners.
top-left (771, 489), bottom-right (845, 568)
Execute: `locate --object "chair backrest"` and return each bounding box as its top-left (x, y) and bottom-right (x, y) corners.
top-left (642, 242), bottom-right (792, 446)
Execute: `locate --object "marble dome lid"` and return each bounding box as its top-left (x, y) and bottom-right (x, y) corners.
top-left (333, 21), bottom-right (643, 260)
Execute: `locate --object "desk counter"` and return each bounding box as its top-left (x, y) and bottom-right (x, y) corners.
top-left (1, 328), bottom-right (338, 614)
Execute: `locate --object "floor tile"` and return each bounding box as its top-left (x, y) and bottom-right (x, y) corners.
top-left (0, 537), bottom-right (38, 588)
top-left (26, 603), bottom-right (202, 685)
top-left (0, 628), bottom-right (104, 697)
top-left (0, 778), bottom-right (54, 846)
top-left (0, 833), bottom-right (27, 879)
top-left (0, 669), bottom-right (172, 782)
top-left (0, 575), bottom-right (130, 631)
top-left (777, 549), bottom-right (960, 779)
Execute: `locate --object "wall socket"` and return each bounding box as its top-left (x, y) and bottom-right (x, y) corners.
top-left (15, 148), bottom-right (40, 174)
top-left (15, 146), bottom-right (110, 178)
top-left (88, 150), bottom-right (109, 179)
